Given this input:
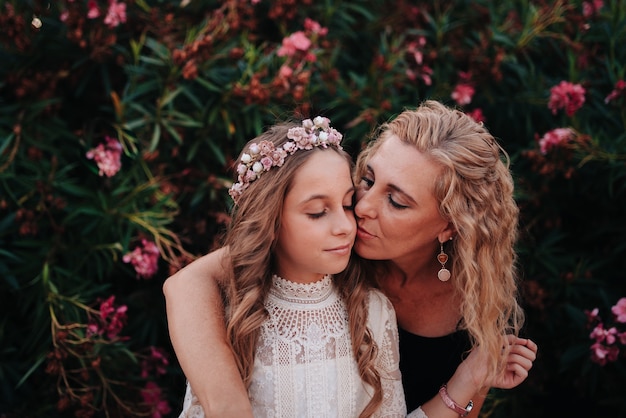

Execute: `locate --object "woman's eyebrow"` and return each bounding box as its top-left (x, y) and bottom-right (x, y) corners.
top-left (366, 164), bottom-right (416, 204)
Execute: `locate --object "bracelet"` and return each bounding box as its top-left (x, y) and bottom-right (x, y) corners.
top-left (438, 384), bottom-right (474, 417)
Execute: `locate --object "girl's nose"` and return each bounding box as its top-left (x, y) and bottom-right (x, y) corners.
top-left (334, 209), bottom-right (356, 236)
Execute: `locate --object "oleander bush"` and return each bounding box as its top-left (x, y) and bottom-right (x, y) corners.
top-left (1, 0), bottom-right (625, 417)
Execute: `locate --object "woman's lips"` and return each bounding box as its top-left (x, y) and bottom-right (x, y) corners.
top-left (356, 225), bottom-right (375, 240)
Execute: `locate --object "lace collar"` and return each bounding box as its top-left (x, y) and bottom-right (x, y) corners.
top-left (270, 274), bottom-right (334, 304)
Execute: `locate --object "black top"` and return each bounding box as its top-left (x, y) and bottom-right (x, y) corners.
top-left (398, 327), bottom-right (472, 412)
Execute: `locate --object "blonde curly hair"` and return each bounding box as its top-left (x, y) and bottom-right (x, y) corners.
top-left (223, 122), bottom-right (383, 417)
top-left (356, 100), bottom-right (525, 382)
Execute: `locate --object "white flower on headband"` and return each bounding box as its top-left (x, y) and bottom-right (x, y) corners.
top-left (228, 117), bottom-right (343, 203)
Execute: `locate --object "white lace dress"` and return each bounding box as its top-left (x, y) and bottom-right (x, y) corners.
top-left (179, 275), bottom-right (428, 418)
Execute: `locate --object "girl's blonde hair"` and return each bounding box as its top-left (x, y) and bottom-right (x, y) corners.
top-left (223, 122), bottom-right (383, 417)
top-left (356, 100), bottom-right (525, 382)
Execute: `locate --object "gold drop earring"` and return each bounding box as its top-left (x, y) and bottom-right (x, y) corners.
top-left (437, 239), bottom-right (451, 282)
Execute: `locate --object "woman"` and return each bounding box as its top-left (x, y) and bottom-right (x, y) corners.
top-left (164, 101), bottom-right (537, 417)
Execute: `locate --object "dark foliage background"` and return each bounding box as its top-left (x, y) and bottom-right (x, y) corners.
top-left (1, 0), bottom-right (625, 417)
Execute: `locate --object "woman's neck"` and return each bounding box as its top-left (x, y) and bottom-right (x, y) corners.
top-left (386, 257), bottom-right (441, 286)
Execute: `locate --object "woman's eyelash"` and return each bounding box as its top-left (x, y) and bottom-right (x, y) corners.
top-left (361, 177), bottom-right (374, 187)
top-left (387, 194), bottom-right (408, 209)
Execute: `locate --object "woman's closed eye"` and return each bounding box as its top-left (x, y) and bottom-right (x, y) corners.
top-left (360, 176), bottom-right (374, 189)
top-left (387, 193), bottom-right (408, 209)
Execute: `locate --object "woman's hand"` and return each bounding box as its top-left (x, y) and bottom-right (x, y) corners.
top-left (420, 335), bottom-right (537, 418)
top-left (489, 336), bottom-right (538, 389)
top-left (461, 334), bottom-right (537, 389)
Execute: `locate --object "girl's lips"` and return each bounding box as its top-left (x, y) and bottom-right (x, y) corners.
top-left (326, 244), bottom-right (352, 255)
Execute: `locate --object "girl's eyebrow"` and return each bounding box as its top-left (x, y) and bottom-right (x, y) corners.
top-left (300, 186), bottom-right (356, 205)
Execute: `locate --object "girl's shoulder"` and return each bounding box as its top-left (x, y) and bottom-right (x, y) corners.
top-left (366, 289), bottom-right (398, 339)
top-left (367, 288), bottom-right (395, 312)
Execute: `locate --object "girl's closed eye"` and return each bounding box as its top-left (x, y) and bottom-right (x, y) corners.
top-left (307, 209), bottom-right (327, 219)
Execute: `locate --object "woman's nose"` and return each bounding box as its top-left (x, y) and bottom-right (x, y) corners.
top-left (354, 189), bottom-right (376, 219)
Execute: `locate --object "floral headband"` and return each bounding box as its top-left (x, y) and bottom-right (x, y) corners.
top-left (228, 116), bottom-right (343, 203)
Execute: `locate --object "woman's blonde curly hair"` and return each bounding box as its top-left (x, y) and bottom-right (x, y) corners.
top-left (223, 122), bottom-right (383, 417)
top-left (356, 100), bottom-right (525, 382)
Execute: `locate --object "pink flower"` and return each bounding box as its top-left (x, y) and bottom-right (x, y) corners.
top-left (141, 382), bottom-right (172, 418)
top-left (590, 342), bottom-right (619, 365)
top-left (123, 239), bottom-right (160, 279)
top-left (605, 80), bottom-right (626, 104)
top-left (87, 0), bottom-right (100, 19)
top-left (89, 295), bottom-right (128, 339)
top-left (100, 295), bottom-right (118, 320)
top-left (104, 0), bottom-right (127, 28)
top-left (277, 32), bottom-right (311, 57)
top-left (258, 140), bottom-right (275, 155)
top-left (260, 156), bottom-right (273, 171)
top-left (279, 64), bottom-right (293, 79)
top-left (548, 81), bottom-right (586, 117)
top-left (451, 84), bottom-right (475, 106)
top-left (421, 66), bottom-right (433, 86)
top-left (582, 0), bottom-right (603, 18)
top-left (406, 37), bottom-right (427, 65)
top-left (86, 136), bottom-right (123, 177)
top-left (611, 297), bottom-right (626, 323)
top-left (304, 18), bottom-right (328, 36)
top-left (141, 346), bottom-right (170, 378)
top-left (87, 322), bottom-right (100, 336)
top-left (466, 108), bottom-right (485, 123)
top-left (589, 323), bottom-right (617, 344)
top-left (538, 127), bottom-right (574, 154)
top-left (585, 307), bottom-right (600, 324)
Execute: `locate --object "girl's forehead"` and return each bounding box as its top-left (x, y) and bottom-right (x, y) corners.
top-left (288, 151), bottom-right (353, 195)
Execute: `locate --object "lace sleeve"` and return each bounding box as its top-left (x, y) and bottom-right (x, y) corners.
top-left (178, 381), bottom-right (206, 418)
top-left (407, 407), bottom-right (429, 418)
top-left (367, 290), bottom-right (408, 417)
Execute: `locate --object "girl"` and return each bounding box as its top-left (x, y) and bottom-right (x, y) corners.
top-left (178, 118), bottom-right (408, 417)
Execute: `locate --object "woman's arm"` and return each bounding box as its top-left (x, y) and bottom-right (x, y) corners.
top-left (163, 248), bottom-right (253, 417)
top-left (417, 336), bottom-right (537, 418)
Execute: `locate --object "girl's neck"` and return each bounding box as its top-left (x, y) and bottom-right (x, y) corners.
top-left (274, 272), bottom-right (328, 285)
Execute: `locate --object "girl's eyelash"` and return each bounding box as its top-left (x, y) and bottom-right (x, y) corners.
top-left (308, 211), bottom-right (326, 219)
top-left (361, 177), bottom-right (374, 187)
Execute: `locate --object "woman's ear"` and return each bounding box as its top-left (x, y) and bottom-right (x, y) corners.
top-left (437, 222), bottom-right (456, 244)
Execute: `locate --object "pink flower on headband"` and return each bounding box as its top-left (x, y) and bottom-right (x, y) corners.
top-left (228, 117), bottom-right (343, 204)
